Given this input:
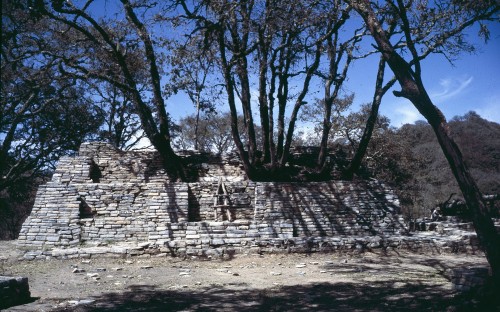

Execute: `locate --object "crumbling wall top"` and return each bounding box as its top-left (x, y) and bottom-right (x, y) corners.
top-left (52, 142), bottom-right (248, 184)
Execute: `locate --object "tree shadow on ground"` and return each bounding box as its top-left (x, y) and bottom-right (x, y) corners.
top-left (50, 280), bottom-right (496, 312)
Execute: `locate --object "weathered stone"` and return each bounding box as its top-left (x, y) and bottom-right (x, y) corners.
top-left (19, 142), bottom-right (486, 260)
top-left (0, 276), bottom-right (31, 309)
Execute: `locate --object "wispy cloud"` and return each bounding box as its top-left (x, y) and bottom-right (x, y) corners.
top-left (431, 75), bottom-right (473, 103)
top-left (391, 102), bottom-right (422, 126)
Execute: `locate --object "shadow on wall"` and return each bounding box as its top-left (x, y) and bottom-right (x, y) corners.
top-left (266, 181), bottom-right (406, 238)
top-left (187, 186), bottom-right (201, 222)
top-left (43, 280), bottom-right (492, 312)
top-left (165, 183), bottom-right (184, 223)
top-left (89, 160), bottom-right (102, 183)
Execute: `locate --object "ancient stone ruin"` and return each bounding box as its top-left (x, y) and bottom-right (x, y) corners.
top-left (0, 276), bottom-right (31, 309)
top-left (17, 142), bottom-right (479, 259)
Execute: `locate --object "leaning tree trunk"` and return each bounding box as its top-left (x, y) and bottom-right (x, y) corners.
top-left (343, 58), bottom-right (396, 179)
top-left (351, 0), bottom-right (500, 285)
top-left (123, 0), bottom-right (185, 181)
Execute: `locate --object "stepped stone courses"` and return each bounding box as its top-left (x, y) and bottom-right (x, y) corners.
top-left (18, 142), bottom-right (480, 259)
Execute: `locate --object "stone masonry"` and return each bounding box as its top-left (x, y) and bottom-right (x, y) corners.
top-left (17, 142), bottom-right (481, 259)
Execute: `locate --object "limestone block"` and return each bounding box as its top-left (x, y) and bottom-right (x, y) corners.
top-left (0, 276), bottom-right (31, 309)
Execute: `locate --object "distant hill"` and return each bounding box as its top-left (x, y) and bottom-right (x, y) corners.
top-left (394, 111), bottom-right (500, 218)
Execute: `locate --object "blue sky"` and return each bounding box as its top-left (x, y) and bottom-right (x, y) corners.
top-left (383, 29), bottom-right (500, 126)
top-left (166, 19), bottom-right (500, 128)
top-left (81, 1), bottom-right (500, 129)
top-left (340, 22), bottom-right (500, 127)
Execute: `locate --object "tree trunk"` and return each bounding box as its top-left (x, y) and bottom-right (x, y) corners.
top-left (316, 96), bottom-right (334, 172)
top-left (123, 0), bottom-right (185, 180)
top-left (258, 30), bottom-right (271, 163)
top-left (237, 60), bottom-right (258, 165)
top-left (217, 30), bottom-right (254, 179)
top-left (351, 0), bottom-right (500, 285)
top-left (275, 39), bottom-right (293, 163)
top-left (268, 55), bottom-right (278, 170)
top-left (316, 28), bottom-right (354, 171)
top-left (281, 43), bottom-right (322, 166)
top-left (343, 58), bottom-right (396, 179)
top-left (194, 94), bottom-right (200, 151)
top-left (316, 34), bottom-right (337, 171)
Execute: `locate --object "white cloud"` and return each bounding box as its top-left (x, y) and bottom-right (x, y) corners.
top-left (391, 102), bottom-right (422, 126)
top-left (431, 75), bottom-right (473, 103)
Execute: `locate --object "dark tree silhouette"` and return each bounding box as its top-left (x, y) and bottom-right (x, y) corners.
top-left (347, 0), bottom-right (500, 286)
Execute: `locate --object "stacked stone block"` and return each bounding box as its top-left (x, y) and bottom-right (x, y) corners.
top-left (78, 183), bottom-right (189, 243)
top-left (152, 220), bottom-right (295, 257)
top-left (18, 142), bottom-right (415, 258)
top-left (77, 142), bottom-right (247, 183)
top-left (17, 183), bottom-right (81, 249)
top-left (188, 182), bottom-right (256, 221)
top-left (51, 156), bottom-right (93, 184)
top-left (195, 155), bottom-right (247, 182)
top-left (254, 181), bottom-right (405, 238)
top-left (0, 276), bottom-right (31, 309)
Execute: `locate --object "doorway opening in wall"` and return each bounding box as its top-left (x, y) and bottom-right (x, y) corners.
top-left (78, 197), bottom-right (95, 218)
top-left (89, 160), bottom-right (102, 183)
top-left (187, 187), bottom-right (201, 222)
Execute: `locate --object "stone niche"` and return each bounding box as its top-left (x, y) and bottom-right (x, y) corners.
top-left (17, 142), bottom-right (407, 256)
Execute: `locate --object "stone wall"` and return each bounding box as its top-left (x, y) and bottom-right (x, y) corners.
top-left (17, 183), bottom-right (81, 249)
top-left (254, 181), bottom-right (403, 237)
top-left (188, 182), bottom-right (256, 222)
top-left (76, 142), bottom-right (247, 183)
top-left (18, 142), bottom-right (413, 257)
top-left (78, 183), bottom-right (189, 242)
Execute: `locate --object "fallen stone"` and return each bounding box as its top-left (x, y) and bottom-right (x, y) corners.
top-left (138, 242), bottom-right (150, 248)
top-left (0, 276), bottom-right (31, 309)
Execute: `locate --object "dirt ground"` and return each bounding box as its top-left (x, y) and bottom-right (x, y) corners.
top-left (0, 240), bottom-right (496, 311)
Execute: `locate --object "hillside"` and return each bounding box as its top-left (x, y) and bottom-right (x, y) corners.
top-left (391, 112), bottom-right (500, 219)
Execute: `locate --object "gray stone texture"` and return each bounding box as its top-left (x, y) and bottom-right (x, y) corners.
top-left (0, 276), bottom-right (31, 309)
top-left (18, 142), bottom-right (480, 258)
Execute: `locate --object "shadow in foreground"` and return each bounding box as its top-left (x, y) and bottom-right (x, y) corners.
top-left (47, 280), bottom-right (498, 312)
